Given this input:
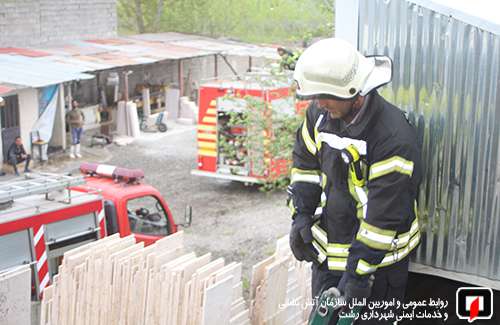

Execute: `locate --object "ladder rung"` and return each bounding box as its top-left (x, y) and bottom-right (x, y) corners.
top-left (0, 174), bottom-right (85, 202)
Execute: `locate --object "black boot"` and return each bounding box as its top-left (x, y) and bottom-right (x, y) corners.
top-left (24, 155), bottom-right (32, 173)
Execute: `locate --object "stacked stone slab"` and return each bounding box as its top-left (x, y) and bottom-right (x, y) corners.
top-left (249, 235), bottom-right (312, 325)
top-left (0, 265), bottom-right (31, 325)
top-left (40, 232), bottom-right (250, 325)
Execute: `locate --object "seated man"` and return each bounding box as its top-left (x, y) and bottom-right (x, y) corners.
top-left (7, 136), bottom-right (31, 176)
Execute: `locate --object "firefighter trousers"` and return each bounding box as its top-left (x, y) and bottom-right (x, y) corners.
top-left (311, 257), bottom-right (409, 324)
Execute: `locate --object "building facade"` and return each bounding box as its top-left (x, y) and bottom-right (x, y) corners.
top-left (0, 0), bottom-right (117, 47)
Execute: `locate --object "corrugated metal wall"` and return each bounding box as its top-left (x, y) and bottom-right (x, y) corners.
top-left (358, 0), bottom-right (500, 282)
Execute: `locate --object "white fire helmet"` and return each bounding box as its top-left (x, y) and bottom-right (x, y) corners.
top-left (293, 38), bottom-right (392, 100)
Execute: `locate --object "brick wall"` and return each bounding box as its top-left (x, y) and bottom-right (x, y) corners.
top-left (0, 0), bottom-right (117, 47)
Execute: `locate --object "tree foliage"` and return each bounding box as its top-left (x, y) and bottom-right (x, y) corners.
top-left (118, 0), bottom-right (334, 44)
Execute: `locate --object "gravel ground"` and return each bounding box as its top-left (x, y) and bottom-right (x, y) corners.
top-left (102, 123), bottom-right (291, 289)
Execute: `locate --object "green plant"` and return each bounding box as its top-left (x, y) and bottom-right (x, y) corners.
top-left (117, 0), bottom-right (334, 44)
top-left (218, 80), bottom-right (304, 191)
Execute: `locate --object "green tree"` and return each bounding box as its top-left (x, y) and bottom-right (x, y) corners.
top-left (117, 0), bottom-right (334, 44)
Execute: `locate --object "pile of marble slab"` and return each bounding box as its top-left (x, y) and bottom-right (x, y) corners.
top-left (116, 101), bottom-right (141, 138)
top-left (249, 236), bottom-right (312, 325)
top-left (40, 232), bottom-right (249, 325)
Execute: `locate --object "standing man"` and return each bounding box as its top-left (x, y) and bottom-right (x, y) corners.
top-left (7, 136), bottom-right (31, 176)
top-left (66, 99), bottom-right (85, 158)
top-left (288, 38), bottom-right (422, 323)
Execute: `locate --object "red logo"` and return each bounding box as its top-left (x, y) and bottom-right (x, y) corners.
top-left (456, 287), bottom-right (493, 323)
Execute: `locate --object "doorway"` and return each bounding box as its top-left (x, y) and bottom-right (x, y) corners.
top-left (0, 94), bottom-right (20, 162)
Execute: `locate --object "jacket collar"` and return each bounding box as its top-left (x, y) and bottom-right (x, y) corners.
top-left (325, 90), bottom-right (382, 138)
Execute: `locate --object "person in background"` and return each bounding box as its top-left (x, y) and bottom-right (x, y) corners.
top-left (277, 47), bottom-right (302, 71)
top-left (66, 99), bottom-right (85, 158)
top-left (7, 136), bottom-right (31, 176)
top-left (0, 97), bottom-right (5, 176)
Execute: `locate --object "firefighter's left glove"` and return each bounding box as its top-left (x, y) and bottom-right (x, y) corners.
top-left (289, 214), bottom-right (317, 263)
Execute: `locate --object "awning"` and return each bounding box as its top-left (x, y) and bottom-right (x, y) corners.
top-left (0, 54), bottom-right (94, 88)
top-left (0, 32), bottom-right (282, 90)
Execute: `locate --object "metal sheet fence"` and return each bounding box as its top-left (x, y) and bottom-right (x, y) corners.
top-left (358, 0), bottom-right (500, 282)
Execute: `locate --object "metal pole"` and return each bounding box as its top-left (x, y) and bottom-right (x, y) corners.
top-left (214, 54), bottom-right (218, 78)
top-left (123, 71), bottom-right (130, 101)
top-left (68, 84), bottom-right (73, 110)
top-left (178, 59), bottom-right (184, 97)
top-left (177, 60), bottom-right (184, 119)
top-left (218, 54), bottom-right (240, 80)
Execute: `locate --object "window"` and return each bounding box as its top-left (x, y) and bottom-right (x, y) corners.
top-left (126, 195), bottom-right (169, 236)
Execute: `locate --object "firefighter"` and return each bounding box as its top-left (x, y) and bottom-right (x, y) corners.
top-left (288, 38), bottom-right (422, 324)
top-left (277, 47), bottom-right (302, 71)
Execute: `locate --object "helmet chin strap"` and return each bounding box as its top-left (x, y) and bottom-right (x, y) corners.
top-left (342, 96), bottom-right (365, 124)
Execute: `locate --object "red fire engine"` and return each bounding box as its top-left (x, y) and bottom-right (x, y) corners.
top-left (0, 165), bottom-right (191, 299)
top-left (191, 78), bottom-right (303, 184)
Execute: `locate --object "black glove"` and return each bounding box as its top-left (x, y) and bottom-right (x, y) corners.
top-left (338, 272), bottom-right (374, 303)
top-left (289, 214), bottom-right (318, 263)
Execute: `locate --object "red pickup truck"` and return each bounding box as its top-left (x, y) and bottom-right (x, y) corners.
top-left (74, 163), bottom-right (192, 246)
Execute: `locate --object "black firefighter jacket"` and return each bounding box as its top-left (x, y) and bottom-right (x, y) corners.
top-left (289, 91), bottom-right (422, 281)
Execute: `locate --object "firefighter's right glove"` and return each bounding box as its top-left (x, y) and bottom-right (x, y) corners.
top-left (289, 214), bottom-right (318, 263)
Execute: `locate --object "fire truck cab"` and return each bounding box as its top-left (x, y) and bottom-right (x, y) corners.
top-left (74, 163), bottom-right (192, 247)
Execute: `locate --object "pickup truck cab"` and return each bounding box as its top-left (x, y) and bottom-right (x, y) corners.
top-left (74, 163), bottom-right (191, 246)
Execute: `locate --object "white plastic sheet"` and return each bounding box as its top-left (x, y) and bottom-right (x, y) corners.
top-left (31, 87), bottom-right (59, 160)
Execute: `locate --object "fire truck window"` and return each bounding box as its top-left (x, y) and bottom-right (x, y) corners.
top-left (126, 196), bottom-right (168, 236)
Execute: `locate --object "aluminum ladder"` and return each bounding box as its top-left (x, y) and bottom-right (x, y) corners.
top-left (0, 173), bottom-right (85, 203)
